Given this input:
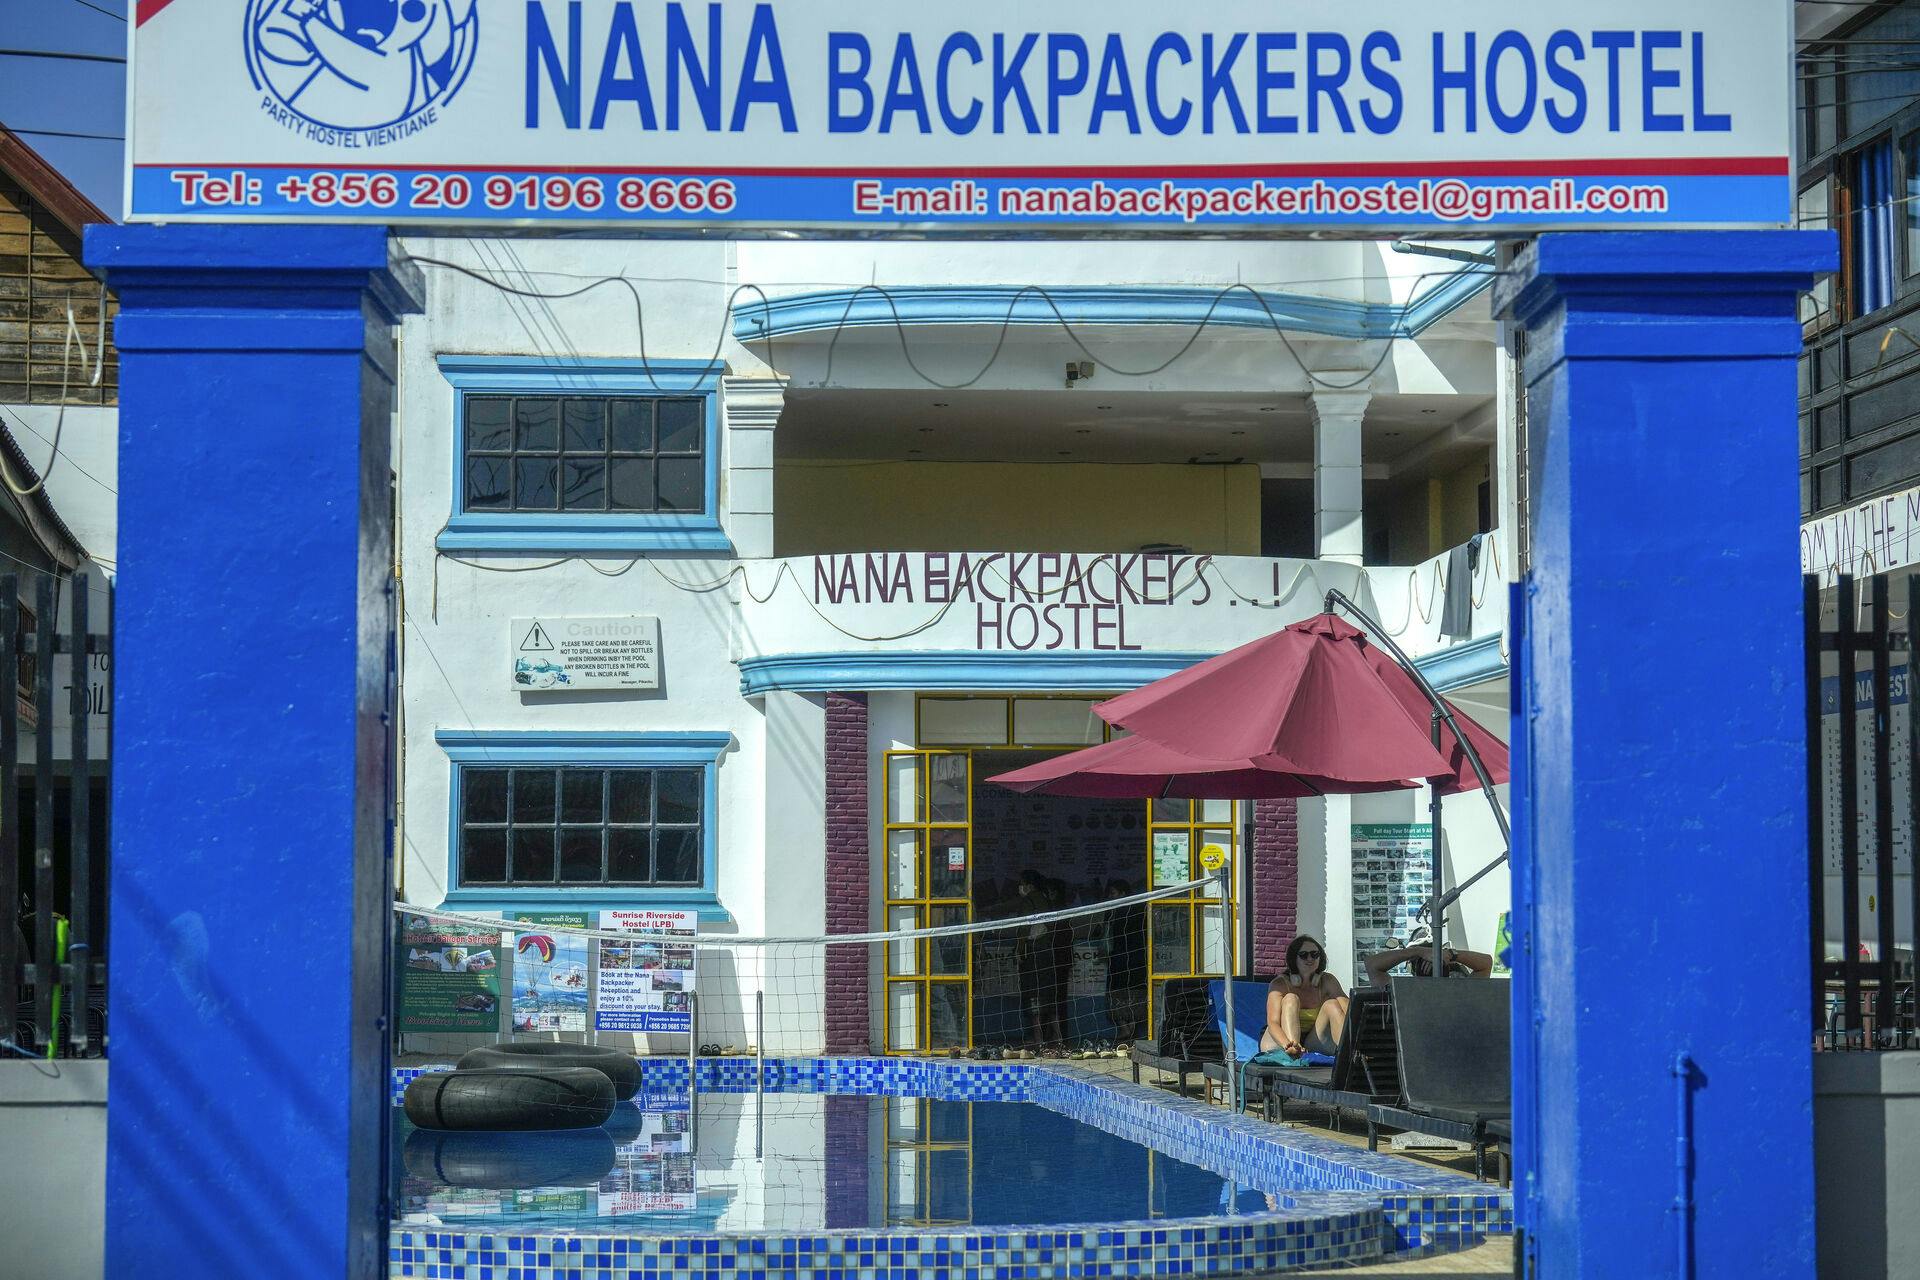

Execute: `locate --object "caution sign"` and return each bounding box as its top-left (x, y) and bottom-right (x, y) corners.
top-left (511, 617), bottom-right (661, 692)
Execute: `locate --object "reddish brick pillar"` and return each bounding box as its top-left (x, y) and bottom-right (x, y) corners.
top-left (1250, 799), bottom-right (1298, 975)
top-left (823, 1094), bottom-right (870, 1227)
top-left (825, 691), bottom-right (871, 1053)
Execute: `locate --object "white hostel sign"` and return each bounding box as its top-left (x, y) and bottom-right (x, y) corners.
top-left (128, 2), bottom-right (1790, 233)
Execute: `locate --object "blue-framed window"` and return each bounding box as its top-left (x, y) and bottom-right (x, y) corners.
top-left (438, 731), bottom-right (731, 919)
top-left (436, 356), bottom-right (729, 553)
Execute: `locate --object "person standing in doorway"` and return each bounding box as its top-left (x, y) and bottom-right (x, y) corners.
top-left (1103, 879), bottom-right (1148, 1044)
top-left (1016, 869), bottom-right (1073, 1052)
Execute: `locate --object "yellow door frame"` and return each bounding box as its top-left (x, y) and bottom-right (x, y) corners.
top-left (882, 749), bottom-right (973, 1053)
top-left (1143, 799), bottom-right (1241, 1036)
top-left (880, 694), bottom-right (1243, 1054)
top-left (883, 1097), bottom-right (974, 1227)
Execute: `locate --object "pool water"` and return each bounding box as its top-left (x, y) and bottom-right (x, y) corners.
top-left (393, 1093), bottom-right (1278, 1235)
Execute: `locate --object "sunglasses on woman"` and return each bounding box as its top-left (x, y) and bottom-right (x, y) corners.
top-left (1298, 950), bottom-right (1322, 961)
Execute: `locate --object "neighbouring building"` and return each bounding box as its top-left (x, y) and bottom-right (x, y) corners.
top-left (0, 127), bottom-right (116, 1049)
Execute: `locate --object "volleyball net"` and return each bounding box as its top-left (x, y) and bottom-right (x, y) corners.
top-left (389, 872), bottom-right (1239, 1067)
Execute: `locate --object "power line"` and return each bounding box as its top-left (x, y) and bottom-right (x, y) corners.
top-left (0, 48), bottom-right (124, 65)
top-left (0, 408), bottom-right (117, 497)
top-left (2, 126), bottom-right (123, 142)
top-left (68, 0), bottom-right (126, 21)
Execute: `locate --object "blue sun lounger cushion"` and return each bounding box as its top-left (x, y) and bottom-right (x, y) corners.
top-left (1206, 979), bottom-right (1338, 1065)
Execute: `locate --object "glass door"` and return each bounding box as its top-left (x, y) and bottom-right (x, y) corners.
top-left (882, 750), bottom-right (973, 1052)
top-left (1143, 798), bottom-right (1239, 1036)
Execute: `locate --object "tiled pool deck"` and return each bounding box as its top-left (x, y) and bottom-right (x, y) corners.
top-left (389, 1057), bottom-right (1511, 1280)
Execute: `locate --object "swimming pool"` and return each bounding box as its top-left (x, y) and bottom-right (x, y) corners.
top-left (388, 1058), bottom-right (1509, 1278)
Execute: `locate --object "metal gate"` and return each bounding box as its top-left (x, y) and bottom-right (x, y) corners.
top-left (1805, 571), bottom-right (1917, 1049)
top-left (4, 568), bottom-right (110, 1059)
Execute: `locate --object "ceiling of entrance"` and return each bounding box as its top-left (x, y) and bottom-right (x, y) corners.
top-left (775, 388), bottom-right (1493, 473)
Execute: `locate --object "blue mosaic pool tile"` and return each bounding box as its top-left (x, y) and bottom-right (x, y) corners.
top-left (387, 1055), bottom-right (1511, 1277)
top-left (390, 1210), bottom-right (1381, 1280)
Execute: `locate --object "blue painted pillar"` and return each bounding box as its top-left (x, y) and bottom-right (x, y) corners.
top-left (1498, 232), bottom-right (1836, 1277)
top-left (85, 226), bottom-right (422, 1278)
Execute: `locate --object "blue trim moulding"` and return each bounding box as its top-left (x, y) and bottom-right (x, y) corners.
top-left (737, 650), bottom-right (1214, 696)
top-left (435, 355), bottom-right (731, 555)
top-left (730, 272), bottom-right (1493, 346)
top-left (435, 730), bottom-right (733, 920)
top-left (1411, 633), bottom-right (1507, 694)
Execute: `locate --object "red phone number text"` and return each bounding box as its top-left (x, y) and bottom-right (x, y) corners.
top-left (170, 170), bottom-right (737, 214)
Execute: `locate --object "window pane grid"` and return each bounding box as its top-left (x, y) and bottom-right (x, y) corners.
top-left (464, 395), bottom-right (705, 515)
top-left (459, 764), bottom-right (703, 888)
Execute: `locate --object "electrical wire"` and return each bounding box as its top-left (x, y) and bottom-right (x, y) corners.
top-left (399, 252), bottom-right (781, 393)
top-left (0, 408), bottom-right (115, 496)
top-left (0, 48), bottom-right (123, 65)
top-left (67, 0), bottom-right (125, 20)
top-left (0, 126), bottom-right (122, 142)
top-left (403, 248), bottom-right (1486, 398)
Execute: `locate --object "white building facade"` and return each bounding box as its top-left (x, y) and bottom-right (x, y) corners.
top-left (392, 236), bottom-right (1514, 1056)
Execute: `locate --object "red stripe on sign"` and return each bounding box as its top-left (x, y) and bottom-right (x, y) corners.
top-left (134, 0), bottom-right (177, 25)
top-left (134, 156), bottom-right (1792, 179)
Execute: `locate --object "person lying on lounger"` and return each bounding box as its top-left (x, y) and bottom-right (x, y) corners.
top-left (1363, 931), bottom-right (1494, 984)
top-left (1263, 934), bottom-right (1348, 1058)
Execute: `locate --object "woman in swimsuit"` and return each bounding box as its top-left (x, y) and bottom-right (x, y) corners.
top-left (1263, 934), bottom-right (1348, 1058)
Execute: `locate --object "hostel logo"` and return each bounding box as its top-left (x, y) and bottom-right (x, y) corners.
top-left (245, 0), bottom-right (478, 146)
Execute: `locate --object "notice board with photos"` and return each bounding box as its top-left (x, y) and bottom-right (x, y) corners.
top-left (1349, 823), bottom-right (1432, 980)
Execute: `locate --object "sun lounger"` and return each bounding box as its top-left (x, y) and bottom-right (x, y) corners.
top-left (1128, 977), bottom-right (1222, 1095)
top-left (1485, 1117), bottom-right (1512, 1186)
top-left (1364, 975), bottom-right (1511, 1180)
top-left (1200, 986), bottom-right (1398, 1125)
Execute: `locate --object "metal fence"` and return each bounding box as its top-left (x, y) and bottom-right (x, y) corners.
top-left (1806, 572), bottom-right (1918, 1050)
top-left (4, 569), bottom-right (109, 1059)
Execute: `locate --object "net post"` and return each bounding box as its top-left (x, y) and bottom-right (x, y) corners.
top-left (1217, 865), bottom-right (1239, 1115)
top-left (755, 987), bottom-right (766, 1160)
top-left (688, 991), bottom-right (699, 1147)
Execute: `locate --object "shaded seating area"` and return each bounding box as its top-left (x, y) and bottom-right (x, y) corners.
top-left (1365, 976), bottom-right (1511, 1180)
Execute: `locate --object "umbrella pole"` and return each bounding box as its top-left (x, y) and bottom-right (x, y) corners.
top-left (1436, 717), bottom-right (1443, 974)
top-left (1322, 588), bottom-right (1510, 853)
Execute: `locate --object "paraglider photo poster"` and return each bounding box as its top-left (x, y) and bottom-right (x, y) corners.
top-left (510, 912), bottom-right (593, 1033)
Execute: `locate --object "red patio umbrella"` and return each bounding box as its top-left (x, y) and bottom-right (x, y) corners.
top-left (1091, 613), bottom-right (1509, 795)
top-left (988, 729), bottom-right (1423, 801)
top-left (985, 598), bottom-right (1512, 1038)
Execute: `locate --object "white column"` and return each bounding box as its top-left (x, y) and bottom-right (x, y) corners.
top-left (1310, 385), bottom-right (1371, 565)
top-left (722, 376), bottom-right (785, 560)
top-left (1495, 316), bottom-right (1522, 583)
top-left (1295, 794), bottom-right (1355, 988)
top-left (761, 690), bottom-right (826, 1053)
